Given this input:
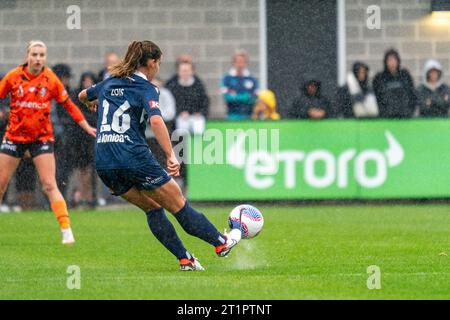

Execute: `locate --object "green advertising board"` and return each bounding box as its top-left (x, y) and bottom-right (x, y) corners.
top-left (186, 119), bottom-right (450, 200)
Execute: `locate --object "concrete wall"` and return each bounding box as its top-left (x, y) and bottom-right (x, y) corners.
top-left (346, 0), bottom-right (450, 86)
top-left (0, 0), bottom-right (261, 118)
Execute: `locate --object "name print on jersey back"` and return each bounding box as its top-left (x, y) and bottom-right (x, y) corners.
top-left (86, 73), bottom-right (162, 170)
top-left (111, 88), bottom-right (124, 96)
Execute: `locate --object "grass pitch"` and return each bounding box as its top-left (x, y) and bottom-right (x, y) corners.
top-left (0, 204), bottom-right (449, 299)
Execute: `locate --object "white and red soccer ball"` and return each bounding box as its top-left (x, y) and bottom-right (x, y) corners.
top-left (228, 204), bottom-right (264, 239)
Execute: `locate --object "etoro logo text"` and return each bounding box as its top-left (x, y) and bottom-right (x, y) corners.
top-left (227, 131), bottom-right (404, 190)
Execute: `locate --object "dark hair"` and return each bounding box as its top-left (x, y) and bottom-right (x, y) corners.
top-left (53, 63), bottom-right (72, 79)
top-left (353, 62), bottom-right (369, 75)
top-left (384, 48), bottom-right (401, 70)
top-left (79, 71), bottom-right (97, 89)
top-left (110, 40), bottom-right (162, 78)
top-left (303, 79), bottom-right (321, 97)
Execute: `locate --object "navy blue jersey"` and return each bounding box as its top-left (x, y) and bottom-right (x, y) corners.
top-left (86, 72), bottom-right (162, 170)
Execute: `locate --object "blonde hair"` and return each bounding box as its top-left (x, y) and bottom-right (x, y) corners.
top-left (110, 40), bottom-right (162, 78)
top-left (259, 89), bottom-right (280, 120)
top-left (233, 49), bottom-right (249, 62)
top-left (27, 40), bottom-right (47, 52)
top-left (24, 40), bottom-right (47, 65)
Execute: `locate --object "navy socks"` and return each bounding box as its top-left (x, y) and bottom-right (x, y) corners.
top-left (174, 201), bottom-right (226, 247)
top-left (146, 202), bottom-right (226, 261)
top-left (146, 207), bottom-right (190, 260)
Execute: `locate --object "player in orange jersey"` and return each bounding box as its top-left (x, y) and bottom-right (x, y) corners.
top-left (0, 40), bottom-right (96, 244)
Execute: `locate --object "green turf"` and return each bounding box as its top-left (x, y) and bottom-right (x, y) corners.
top-left (0, 204), bottom-right (449, 299)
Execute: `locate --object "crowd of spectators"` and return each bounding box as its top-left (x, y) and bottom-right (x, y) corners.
top-left (1, 47), bottom-right (450, 211)
top-left (335, 49), bottom-right (450, 120)
top-left (219, 48), bottom-right (450, 120)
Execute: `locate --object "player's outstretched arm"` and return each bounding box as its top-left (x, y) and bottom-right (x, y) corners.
top-left (78, 89), bottom-right (98, 112)
top-left (150, 115), bottom-right (180, 177)
top-left (63, 98), bottom-right (96, 137)
top-left (78, 119), bottom-right (97, 137)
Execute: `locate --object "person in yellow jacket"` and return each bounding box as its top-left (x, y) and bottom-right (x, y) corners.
top-left (252, 89), bottom-right (281, 120)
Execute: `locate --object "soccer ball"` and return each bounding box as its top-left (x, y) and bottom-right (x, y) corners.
top-left (228, 204), bottom-right (264, 239)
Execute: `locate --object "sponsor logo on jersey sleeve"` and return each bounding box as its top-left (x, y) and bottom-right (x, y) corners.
top-left (149, 101), bottom-right (160, 109)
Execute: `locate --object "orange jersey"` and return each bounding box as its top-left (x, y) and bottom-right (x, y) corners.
top-left (0, 65), bottom-right (75, 143)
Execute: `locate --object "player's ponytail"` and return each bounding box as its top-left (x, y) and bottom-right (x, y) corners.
top-left (109, 40), bottom-right (162, 78)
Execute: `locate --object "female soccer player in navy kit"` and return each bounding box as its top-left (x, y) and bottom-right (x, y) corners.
top-left (79, 41), bottom-right (241, 271)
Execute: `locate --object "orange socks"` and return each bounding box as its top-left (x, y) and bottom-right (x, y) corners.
top-left (51, 200), bottom-right (70, 229)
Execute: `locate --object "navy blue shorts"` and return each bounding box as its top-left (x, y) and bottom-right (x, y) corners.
top-left (97, 162), bottom-right (171, 196)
